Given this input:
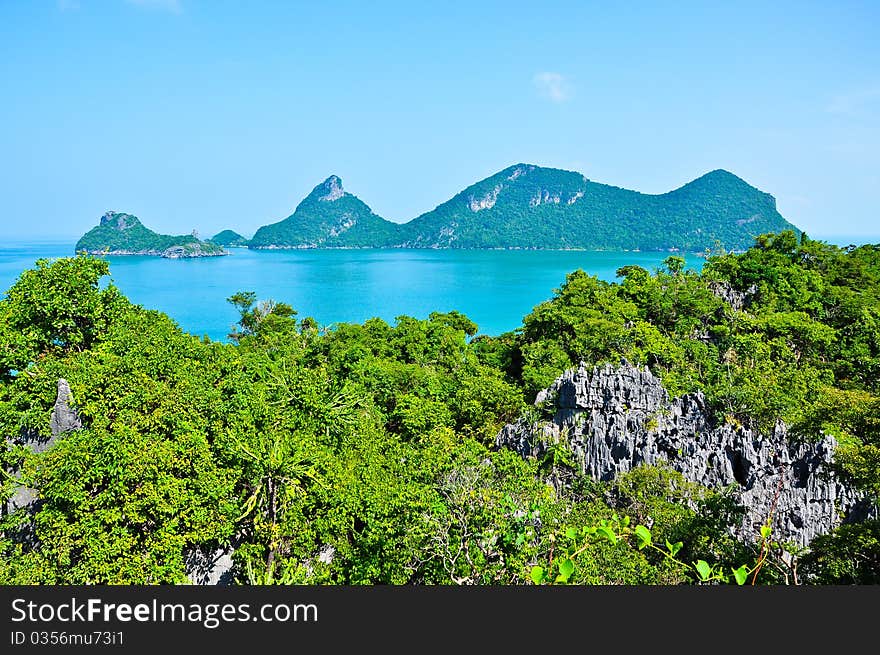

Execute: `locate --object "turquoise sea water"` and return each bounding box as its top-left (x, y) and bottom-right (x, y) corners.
top-left (2, 240), bottom-right (706, 342)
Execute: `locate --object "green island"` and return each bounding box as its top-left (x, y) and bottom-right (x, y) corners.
top-left (248, 165), bottom-right (798, 252)
top-left (75, 211), bottom-right (227, 258)
top-left (210, 230), bottom-right (250, 247)
top-left (1, 230), bottom-right (878, 585)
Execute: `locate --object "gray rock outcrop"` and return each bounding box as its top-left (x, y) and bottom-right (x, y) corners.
top-left (497, 361), bottom-right (871, 547)
top-left (708, 281), bottom-right (757, 312)
top-left (318, 175), bottom-right (345, 202)
top-left (5, 379), bottom-right (82, 517)
top-left (185, 547), bottom-right (236, 585)
top-left (161, 243), bottom-right (228, 258)
top-left (49, 378), bottom-right (82, 439)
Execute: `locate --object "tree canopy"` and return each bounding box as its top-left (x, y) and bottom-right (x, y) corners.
top-left (1, 231), bottom-right (878, 585)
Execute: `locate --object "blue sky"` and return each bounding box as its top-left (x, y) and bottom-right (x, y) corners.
top-left (1, 0), bottom-right (878, 240)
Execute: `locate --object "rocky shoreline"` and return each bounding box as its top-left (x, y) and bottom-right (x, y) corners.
top-left (79, 247), bottom-right (229, 258)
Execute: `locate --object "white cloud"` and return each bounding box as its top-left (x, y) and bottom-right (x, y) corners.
top-left (533, 72), bottom-right (571, 103)
top-left (125, 0), bottom-right (182, 13)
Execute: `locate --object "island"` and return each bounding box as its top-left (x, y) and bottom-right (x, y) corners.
top-left (248, 164), bottom-right (800, 251)
top-left (74, 165), bottom-right (801, 255)
top-left (75, 211), bottom-right (227, 258)
top-left (210, 229), bottom-right (250, 247)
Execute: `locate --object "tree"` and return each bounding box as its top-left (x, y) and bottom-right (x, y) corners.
top-left (0, 256), bottom-right (125, 376)
top-left (227, 291), bottom-right (297, 342)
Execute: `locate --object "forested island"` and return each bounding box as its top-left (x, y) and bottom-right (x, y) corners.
top-left (75, 211), bottom-right (227, 258)
top-left (248, 165), bottom-right (798, 251)
top-left (74, 166), bottom-right (799, 256)
top-left (1, 230), bottom-right (878, 585)
top-left (211, 230), bottom-right (250, 247)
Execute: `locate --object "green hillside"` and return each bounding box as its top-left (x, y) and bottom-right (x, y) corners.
top-left (211, 229), bottom-right (250, 247)
top-left (398, 165), bottom-right (797, 250)
top-left (249, 165), bottom-right (799, 251)
top-left (75, 212), bottom-right (226, 257)
top-left (248, 176), bottom-right (399, 249)
top-left (2, 232), bottom-right (878, 585)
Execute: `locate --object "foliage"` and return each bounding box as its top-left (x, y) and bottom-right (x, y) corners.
top-left (2, 231), bottom-right (879, 585)
top-left (800, 520), bottom-right (880, 584)
top-left (528, 513), bottom-right (772, 586)
top-left (75, 212), bottom-right (225, 256)
top-left (0, 256), bottom-right (126, 376)
top-left (210, 230), bottom-right (250, 247)
top-left (248, 177), bottom-right (399, 249)
top-left (247, 165), bottom-right (798, 251)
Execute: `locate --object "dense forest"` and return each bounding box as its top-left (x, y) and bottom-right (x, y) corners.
top-left (249, 175), bottom-right (399, 249)
top-left (1, 230), bottom-right (878, 585)
top-left (76, 212), bottom-right (227, 258)
top-left (246, 165), bottom-right (797, 252)
top-left (210, 230), bottom-right (250, 247)
top-left (396, 165), bottom-right (796, 251)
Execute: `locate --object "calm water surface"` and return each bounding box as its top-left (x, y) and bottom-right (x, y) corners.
top-left (1, 241), bottom-right (704, 342)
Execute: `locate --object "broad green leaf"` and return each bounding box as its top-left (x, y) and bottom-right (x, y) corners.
top-left (530, 566), bottom-right (545, 585)
top-left (596, 526), bottom-right (617, 544)
top-left (665, 539), bottom-right (683, 557)
top-left (732, 565), bottom-right (749, 586)
top-left (565, 527), bottom-right (579, 540)
top-left (558, 558), bottom-right (575, 581)
top-left (695, 560), bottom-right (712, 581)
top-left (760, 524), bottom-right (772, 540)
top-left (634, 525), bottom-right (652, 550)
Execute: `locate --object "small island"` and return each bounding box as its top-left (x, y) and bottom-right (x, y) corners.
top-left (210, 229), bottom-right (250, 247)
top-left (75, 211), bottom-right (228, 258)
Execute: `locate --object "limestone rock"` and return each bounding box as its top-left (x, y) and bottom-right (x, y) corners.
top-left (5, 379), bottom-right (83, 517)
top-left (50, 378), bottom-right (82, 439)
top-left (498, 361), bottom-right (872, 547)
top-left (708, 280), bottom-right (756, 312)
top-left (318, 175), bottom-right (345, 202)
top-left (185, 547), bottom-right (235, 585)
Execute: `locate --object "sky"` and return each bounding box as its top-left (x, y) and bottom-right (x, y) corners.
top-left (1, 0), bottom-right (878, 240)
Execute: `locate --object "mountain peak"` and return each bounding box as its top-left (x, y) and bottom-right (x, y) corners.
top-left (250, 165), bottom-right (798, 251)
top-left (690, 169), bottom-right (749, 186)
top-left (99, 211), bottom-right (141, 231)
top-left (500, 163), bottom-right (536, 181)
top-left (312, 175), bottom-right (345, 202)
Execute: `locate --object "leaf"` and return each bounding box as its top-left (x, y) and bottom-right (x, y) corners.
top-left (596, 526), bottom-right (617, 544)
top-left (665, 539), bottom-right (683, 557)
top-left (732, 565), bottom-right (748, 586)
top-left (530, 566), bottom-right (545, 585)
top-left (558, 558), bottom-right (575, 582)
top-left (634, 525), bottom-right (652, 550)
top-left (565, 527), bottom-right (579, 540)
top-left (695, 560), bottom-right (712, 582)
top-left (760, 524), bottom-right (772, 540)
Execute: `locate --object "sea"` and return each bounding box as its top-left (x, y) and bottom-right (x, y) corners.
top-left (0, 235), bottom-right (874, 343)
